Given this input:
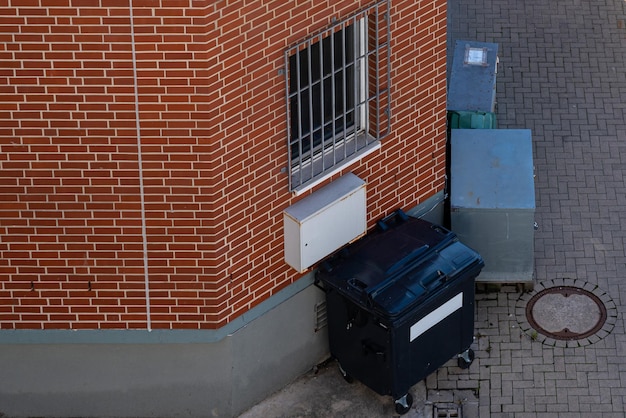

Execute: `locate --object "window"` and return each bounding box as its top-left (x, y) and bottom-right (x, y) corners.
top-left (285, 0), bottom-right (390, 192)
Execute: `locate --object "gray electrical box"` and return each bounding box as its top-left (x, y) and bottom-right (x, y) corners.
top-left (283, 173), bottom-right (367, 272)
top-left (450, 129), bottom-right (535, 284)
top-left (448, 40), bottom-right (499, 113)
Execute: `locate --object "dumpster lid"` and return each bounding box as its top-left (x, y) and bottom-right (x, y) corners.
top-left (318, 214), bottom-right (484, 317)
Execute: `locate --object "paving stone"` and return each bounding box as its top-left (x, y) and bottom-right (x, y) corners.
top-left (446, 0), bottom-right (626, 413)
top-left (244, 0), bottom-right (626, 414)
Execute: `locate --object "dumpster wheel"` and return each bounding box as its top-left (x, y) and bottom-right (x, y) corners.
top-left (337, 362), bottom-right (354, 383)
top-left (394, 392), bottom-right (413, 415)
top-left (457, 348), bottom-right (475, 369)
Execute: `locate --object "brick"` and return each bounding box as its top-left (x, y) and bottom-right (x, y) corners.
top-left (1, 0), bottom-right (448, 330)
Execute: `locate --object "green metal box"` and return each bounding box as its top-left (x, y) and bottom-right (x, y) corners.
top-left (448, 110), bottom-right (497, 130)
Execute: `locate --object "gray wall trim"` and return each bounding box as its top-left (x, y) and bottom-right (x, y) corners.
top-left (406, 190), bottom-right (446, 224)
top-left (0, 272), bottom-right (315, 345)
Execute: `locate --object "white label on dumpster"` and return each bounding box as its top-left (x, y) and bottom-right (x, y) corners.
top-left (410, 292), bottom-right (463, 342)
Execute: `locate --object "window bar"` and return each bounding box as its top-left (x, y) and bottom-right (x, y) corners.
top-left (330, 27), bottom-right (337, 167)
top-left (374, 7), bottom-right (381, 141)
top-left (296, 48), bottom-right (304, 188)
top-left (284, 51), bottom-right (292, 190)
top-left (360, 14), bottom-right (369, 145)
top-left (319, 33), bottom-right (325, 172)
top-left (307, 39), bottom-right (315, 182)
top-left (379, 0), bottom-right (391, 136)
top-left (352, 14), bottom-right (359, 155)
top-left (341, 22), bottom-right (347, 162)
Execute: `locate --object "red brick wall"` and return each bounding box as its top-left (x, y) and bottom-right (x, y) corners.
top-left (0, 0), bottom-right (447, 330)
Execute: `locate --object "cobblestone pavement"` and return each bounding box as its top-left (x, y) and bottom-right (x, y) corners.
top-left (241, 0), bottom-right (626, 416)
top-left (438, 0), bottom-right (626, 416)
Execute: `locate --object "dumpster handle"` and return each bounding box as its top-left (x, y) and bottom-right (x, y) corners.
top-left (377, 209), bottom-right (409, 231)
top-left (348, 278), bottom-right (368, 291)
top-left (313, 269), bottom-right (328, 294)
top-left (313, 278), bottom-right (327, 294)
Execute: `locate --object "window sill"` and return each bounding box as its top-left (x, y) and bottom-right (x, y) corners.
top-left (291, 138), bottom-right (381, 196)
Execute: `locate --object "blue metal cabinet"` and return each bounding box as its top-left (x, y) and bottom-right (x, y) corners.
top-left (450, 129), bottom-right (535, 284)
top-left (448, 40), bottom-right (499, 113)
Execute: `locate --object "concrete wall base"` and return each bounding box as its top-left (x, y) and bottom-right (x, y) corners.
top-left (0, 282), bottom-right (328, 418)
top-left (0, 193), bottom-right (443, 418)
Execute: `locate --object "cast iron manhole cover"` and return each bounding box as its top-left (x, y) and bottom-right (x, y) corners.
top-left (526, 286), bottom-right (606, 340)
top-left (515, 278), bottom-right (617, 347)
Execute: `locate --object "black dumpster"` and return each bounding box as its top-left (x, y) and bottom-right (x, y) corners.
top-left (315, 210), bottom-right (484, 414)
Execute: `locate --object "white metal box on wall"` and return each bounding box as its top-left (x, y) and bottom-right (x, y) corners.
top-left (283, 173), bottom-right (367, 273)
top-left (450, 129), bottom-right (535, 284)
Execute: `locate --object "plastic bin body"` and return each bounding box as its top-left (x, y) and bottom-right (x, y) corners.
top-left (317, 214), bottom-right (484, 399)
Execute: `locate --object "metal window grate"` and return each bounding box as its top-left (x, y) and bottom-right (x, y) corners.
top-left (285, 0), bottom-right (390, 191)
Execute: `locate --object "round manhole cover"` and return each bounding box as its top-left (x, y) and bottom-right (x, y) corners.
top-left (515, 278), bottom-right (617, 347)
top-left (526, 286), bottom-right (606, 340)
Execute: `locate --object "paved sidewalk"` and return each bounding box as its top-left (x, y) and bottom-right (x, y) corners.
top-left (241, 0), bottom-right (626, 415)
top-left (444, 0), bottom-right (626, 415)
